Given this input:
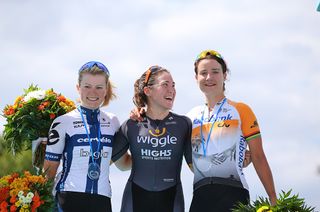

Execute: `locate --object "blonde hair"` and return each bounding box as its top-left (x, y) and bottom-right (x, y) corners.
top-left (78, 65), bottom-right (116, 107)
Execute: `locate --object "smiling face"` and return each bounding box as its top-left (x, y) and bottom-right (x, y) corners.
top-left (77, 73), bottom-right (108, 109)
top-left (144, 71), bottom-right (176, 111)
top-left (196, 58), bottom-right (226, 97)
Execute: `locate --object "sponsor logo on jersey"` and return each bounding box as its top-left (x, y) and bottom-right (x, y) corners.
top-left (48, 122), bottom-right (61, 145)
top-left (193, 114), bottom-right (233, 125)
top-left (222, 108), bottom-right (231, 113)
top-left (45, 153), bottom-right (61, 161)
top-left (148, 127), bottom-right (166, 137)
top-left (80, 148), bottom-right (109, 159)
top-left (165, 121), bottom-right (177, 125)
top-left (238, 136), bottom-right (246, 175)
top-left (77, 137), bottom-right (112, 143)
top-left (137, 134), bottom-right (177, 148)
top-left (217, 122), bottom-right (230, 128)
top-left (141, 149), bottom-right (172, 160)
top-left (101, 121), bottom-right (110, 127)
top-left (250, 120), bottom-right (258, 128)
top-left (73, 121), bottom-right (84, 128)
top-left (163, 178), bottom-right (174, 183)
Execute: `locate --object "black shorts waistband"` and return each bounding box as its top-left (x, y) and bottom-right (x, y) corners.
top-left (193, 177), bottom-right (244, 191)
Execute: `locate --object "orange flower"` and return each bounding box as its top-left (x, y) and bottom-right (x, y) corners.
top-left (0, 201), bottom-right (8, 212)
top-left (38, 105), bottom-right (45, 111)
top-left (57, 95), bottom-right (66, 102)
top-left (9, 205), bottom-right (17, 212)
top-left (3, 106), bottom-right (15, 116)
top-left (9, 196), bottom-right (16, 204)
top-left (0, 187), bottom-right (10, 203)
top-left (31, 193), bottom-right (41, 212)
top-left (11, 173), bottom-right (19, 180)
top-left (49, 113), bottom-right (56, 119)
top-left (24, 171), bottom-right (31, 177)
top-left (42, 101), bottom-right (50, 107)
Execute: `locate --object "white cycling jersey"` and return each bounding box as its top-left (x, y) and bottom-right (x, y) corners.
top-left (45, 106), bottom-right (120, 197)
top-left (187, 98), bottom-right (261, 191)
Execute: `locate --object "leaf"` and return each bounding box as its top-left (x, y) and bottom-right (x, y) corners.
top-left (232, 190), bottom-right (316, 212)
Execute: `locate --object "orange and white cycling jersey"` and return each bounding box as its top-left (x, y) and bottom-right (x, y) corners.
top-left (186, 98), bottom-right (260, 190)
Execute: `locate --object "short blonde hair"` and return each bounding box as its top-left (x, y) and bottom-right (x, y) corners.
top-left (78, 63), bottom-right (116, 107)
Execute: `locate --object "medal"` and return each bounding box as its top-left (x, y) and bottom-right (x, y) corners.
top-left (200, 98), bottom-right (226, 156)
top-left (194, 153), bottom-right (211, 172)
top-left (88, 162), bottom-right (101, 180)
top-left (79, 107), bottom-right (102, 181)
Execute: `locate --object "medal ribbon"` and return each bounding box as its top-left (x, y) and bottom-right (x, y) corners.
top-left (78, 107), bottom-right (101, 165)
top-left (200, 98), bottom-right (227, 156)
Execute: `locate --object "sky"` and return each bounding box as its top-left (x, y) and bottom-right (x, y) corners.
top-left (1, 0), bottom-right (320, 211)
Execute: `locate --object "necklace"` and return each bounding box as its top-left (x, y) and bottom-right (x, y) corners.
top-left (200, 98), bottom-right (227, 156)
top-left (78, 106), bottom-right (101, 180)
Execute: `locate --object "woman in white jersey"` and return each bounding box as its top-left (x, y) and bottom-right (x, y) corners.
top-left (44, 61), bottom-right (119, 212)
top-left (188, 50), bottom-right (277, 211)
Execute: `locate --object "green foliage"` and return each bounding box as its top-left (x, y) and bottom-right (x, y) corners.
top-left (232, 190), bottom-right (316, 212)
top-left (0, 136), bottom-right (33, 176)
top-left (2, 84), bottom-right (75, 154)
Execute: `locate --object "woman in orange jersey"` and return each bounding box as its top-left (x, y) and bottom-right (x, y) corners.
top-left (187, 50), bottom-right (277, 211)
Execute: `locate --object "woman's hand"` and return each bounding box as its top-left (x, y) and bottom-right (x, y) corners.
top-left (129, 107), bottom-right (146, 122)
top-left (43, 160), bottom-right (60, 180)
top-left (243, 150), bottom-right (252, 167)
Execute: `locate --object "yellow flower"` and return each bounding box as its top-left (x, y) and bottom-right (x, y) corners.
top-left (14, 96), bottom-right (23, 105)
top-left (20, 207), bottom-right (29, 212)
top-left (59, 102), bottom-right (67, 108)
top-left (257, 205), bottom-right (272, 212)
top-left (22, 204), bottom-right (30, 208)
top-left (27, 175), bottom-right (46, 184)
top-left (0, 171), bottom-right (54, 211)
top-left (0, 177), bottom-right (10, 186)
top-left (10, 189), bottom-right (19, 197)
top-left (9, 178), bottom-right (29, 197)
top-left (15, 200), bottom-right (21, 207)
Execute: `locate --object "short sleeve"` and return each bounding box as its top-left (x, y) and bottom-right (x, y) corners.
top-left (45, 116), bottom-right (67, 161)
top-left (183, 116), bottom-right (193, 165)
top-left (235, 102), bottom-right (261, 141)
top-left (111, 120), bottom-right (130, 162)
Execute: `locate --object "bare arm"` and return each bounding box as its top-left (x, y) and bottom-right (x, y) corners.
top-left (113, 152), bottom-right (132, 171)
top-left (248, 136), bottom-right (277, 205)
top-left (243, 150), bottom-right (252, 168)
top-left (43, 160), bottom-right (60, 180)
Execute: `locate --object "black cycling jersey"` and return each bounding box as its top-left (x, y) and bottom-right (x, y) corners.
top-left (112, 112), bottom-right (192, 212)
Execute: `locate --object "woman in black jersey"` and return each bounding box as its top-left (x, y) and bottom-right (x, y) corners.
top-left (112, 66), bottom-right (193, 212)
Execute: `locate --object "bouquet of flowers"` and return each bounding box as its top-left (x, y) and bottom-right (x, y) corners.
top-left (232, 190), bottom-right (315, 212)
top-left (2, 84), bottom-right (76, 167)
top-left (0, 171), bottom-right (54, 212)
